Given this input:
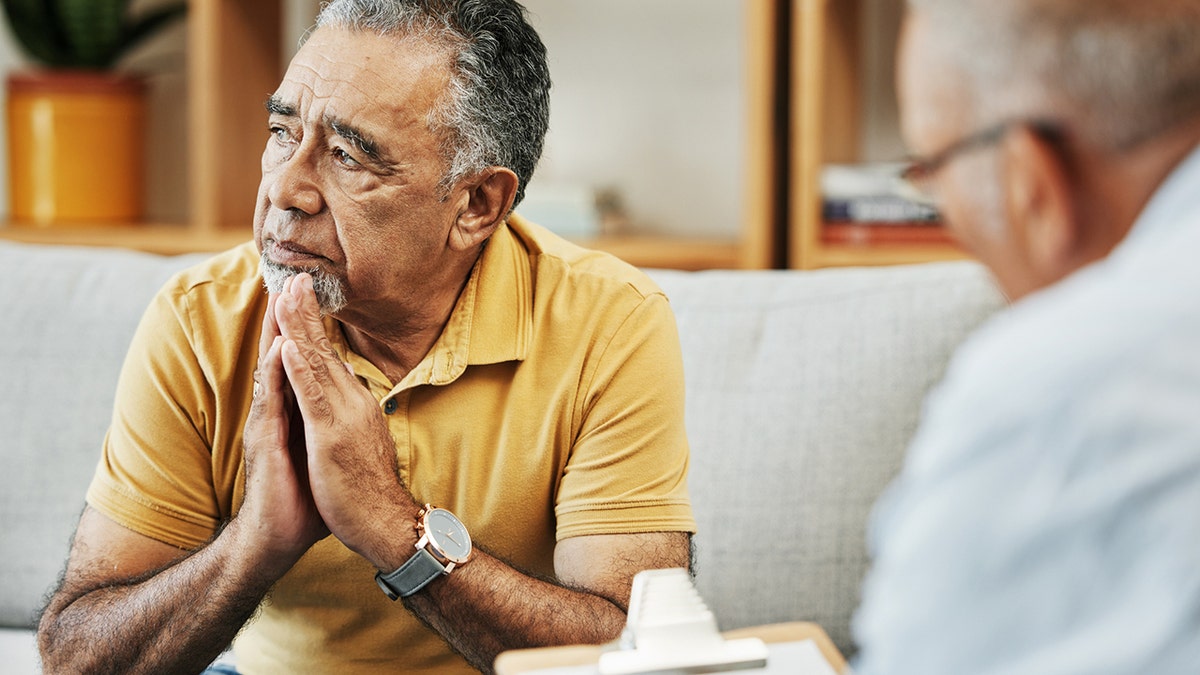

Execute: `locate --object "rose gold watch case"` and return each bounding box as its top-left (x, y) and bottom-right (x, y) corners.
top-left (415, 504), bottom-right (473, 568)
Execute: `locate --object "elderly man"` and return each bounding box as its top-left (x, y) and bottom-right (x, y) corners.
top-left (36, 1), bottom-right (694, 673)
top-left (854, 0), bottom-right (1200, 672)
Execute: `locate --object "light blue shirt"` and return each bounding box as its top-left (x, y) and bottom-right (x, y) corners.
top-left (853, 144), bottom-right (1200, 675)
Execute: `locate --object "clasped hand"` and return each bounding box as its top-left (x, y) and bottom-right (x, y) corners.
top-left (241, 273), bottom-right (410, 572)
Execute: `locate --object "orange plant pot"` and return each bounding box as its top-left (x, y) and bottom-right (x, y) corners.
top-left (7, 71), bottom-right (146, 226)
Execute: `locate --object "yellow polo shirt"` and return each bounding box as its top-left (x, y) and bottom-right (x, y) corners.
top-left (86, 215), bottom-right (695, 674)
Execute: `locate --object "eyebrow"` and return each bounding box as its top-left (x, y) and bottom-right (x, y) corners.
top-left (265, 94), bottom-right (296, 117)
top-left (327, 117), bottom-right (384, 164)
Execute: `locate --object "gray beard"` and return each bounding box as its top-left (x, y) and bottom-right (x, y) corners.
top-left (259, 256), bottom-right (348, 315)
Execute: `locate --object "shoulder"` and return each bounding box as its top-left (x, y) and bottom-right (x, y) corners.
top-left (153, 242), bottom-right (263, 315)
top-left (905, 241), bottom-right (1200, 481)
top-left (144, 241), bottom-right (266, 349)
top-left (160, 241), bottom-right (262, 300)
top-left (506, 213), bottom-right (666, 303)
top-left (941, 248), bottom-right (1197, 416)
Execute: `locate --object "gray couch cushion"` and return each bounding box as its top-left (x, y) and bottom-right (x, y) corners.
top-left (648, 261), bottom-right (1004, 656)
top-left (0, 241), bottom-right (211, 629)
top-left (0, 629), bottom-right (38, 673)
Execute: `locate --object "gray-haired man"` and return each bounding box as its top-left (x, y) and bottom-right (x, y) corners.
top-left (37, 2), bottom-right (695, 673)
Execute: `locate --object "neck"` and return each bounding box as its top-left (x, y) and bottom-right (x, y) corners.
top-left (1074, 118), bottom-right (1200, 265)
top-left (337, 250), bottom-right (481, 385)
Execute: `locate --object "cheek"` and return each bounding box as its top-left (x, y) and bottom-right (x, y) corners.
top-left (942, 158), bottom-right (1007, 247)
top-left (334, 193), bottom-right (448, 269)
top-left (252, 177), bottom-right (272, 241)
top-left (255, 143), bottom-right (289, 216)
top-left (940, 162), bottom-right (1034, 296)
top-left (327, 166), bottom-right (385, 200)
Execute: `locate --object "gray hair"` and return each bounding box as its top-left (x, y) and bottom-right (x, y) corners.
top-left (907, 0), bottom-right (1200, 151)
top-left (314, 0), bottom-right (551, 206)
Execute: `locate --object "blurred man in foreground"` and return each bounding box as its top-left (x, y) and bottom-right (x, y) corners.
top-left (855, 1), bottom-right (1200, 672)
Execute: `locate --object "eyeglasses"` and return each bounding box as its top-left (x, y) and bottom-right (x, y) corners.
top-left (898, 119), bottom-right (1061, 207)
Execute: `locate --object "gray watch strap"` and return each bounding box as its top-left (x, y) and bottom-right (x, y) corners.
top-left (375, 547), bottom-right (446, 600)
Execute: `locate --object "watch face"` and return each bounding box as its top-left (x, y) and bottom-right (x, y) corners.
top-left (425, 508), bottom-right (472, 564)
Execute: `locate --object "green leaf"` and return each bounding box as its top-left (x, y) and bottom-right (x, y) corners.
top-left (0, 0), bottom-right (185, 69)
top-left (1, 0), bottom-right (72, 66)
top-left (113, 2), bottom-right (186, 67)
top-left (55, 0), bottom-right (126, 68)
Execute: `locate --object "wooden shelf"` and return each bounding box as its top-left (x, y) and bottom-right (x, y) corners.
top-left (787, 0), bottom-right (965, 269)
top-left (805, 241), bottom-right (966, 268)
top-left (575, 235), bottom-right (741, 271)
top-left (0, 222), bottom-right (251, 255)
top-left (188, 0), bottom-right (283, 234)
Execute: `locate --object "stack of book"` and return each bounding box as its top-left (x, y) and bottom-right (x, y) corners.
top-left (820, 163), bottom-right (951, 246)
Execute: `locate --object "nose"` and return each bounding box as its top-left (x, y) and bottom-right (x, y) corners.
top-left (265, 144), bottom-right (325, 216)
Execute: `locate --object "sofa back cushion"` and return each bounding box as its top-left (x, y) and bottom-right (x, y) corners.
top-left (0, 241), bottom-right (210, 628)
top-left (648, 261), bottom-right (1004, 656)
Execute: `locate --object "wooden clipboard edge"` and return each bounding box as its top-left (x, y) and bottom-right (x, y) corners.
top-left (493, 621), bottom-right (848, 674)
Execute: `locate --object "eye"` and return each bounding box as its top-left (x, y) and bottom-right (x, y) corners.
top-left (268, 125), bottom-right (292, 144)
top-left (332, 146), bottom-right (360, 168)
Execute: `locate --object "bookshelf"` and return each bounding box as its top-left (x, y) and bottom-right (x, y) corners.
top-left (788, 0), bottom-right (964, 269)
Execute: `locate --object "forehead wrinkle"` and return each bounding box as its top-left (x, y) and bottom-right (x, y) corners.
top-left (287, 55), bottom-right (427, 136)
top-left (278, 27), bottom-right (450, 179)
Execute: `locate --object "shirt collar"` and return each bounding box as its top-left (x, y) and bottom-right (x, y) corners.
top-left (463, 218), bottom-right (533, 367)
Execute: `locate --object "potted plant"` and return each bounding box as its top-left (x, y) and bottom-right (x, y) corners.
top-left (2, 0), bottom-right (185, 226)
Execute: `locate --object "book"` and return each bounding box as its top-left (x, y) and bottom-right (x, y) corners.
top-left (821, 163), bottom-right (940, 224)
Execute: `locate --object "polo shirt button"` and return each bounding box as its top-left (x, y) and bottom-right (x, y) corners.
top-left (383, 399), bottom-right (398, 415)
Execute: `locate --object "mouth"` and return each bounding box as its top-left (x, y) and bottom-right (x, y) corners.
top-left (262, 238), bottom-right (329, 268)
top-left (258, 240), bottom-right (349, 314)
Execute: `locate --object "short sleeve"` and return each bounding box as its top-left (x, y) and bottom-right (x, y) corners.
top-left (554, 291), bottom-right (696, 539)
top-left (86, 279), bottom-right (223, 549)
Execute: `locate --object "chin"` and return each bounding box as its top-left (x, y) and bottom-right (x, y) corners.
top-left (259, 256), bottom-right (349, 315)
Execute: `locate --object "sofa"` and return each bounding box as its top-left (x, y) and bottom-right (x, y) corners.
top-left (0, 238), bottom-right (1004, 672)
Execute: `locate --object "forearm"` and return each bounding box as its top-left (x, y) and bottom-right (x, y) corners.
top-left (38, 519), bottom-right (283, 675)
top-left (403, 551), bottom-right (627, 673)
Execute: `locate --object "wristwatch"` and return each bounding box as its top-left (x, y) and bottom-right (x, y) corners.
top-left (375, 504), bottom-right (472, 600)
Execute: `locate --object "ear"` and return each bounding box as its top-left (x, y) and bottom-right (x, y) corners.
top-left (448, 167), bottom-right (519, 252)
top-left (1001, 127), bottom-right (1079, 281)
